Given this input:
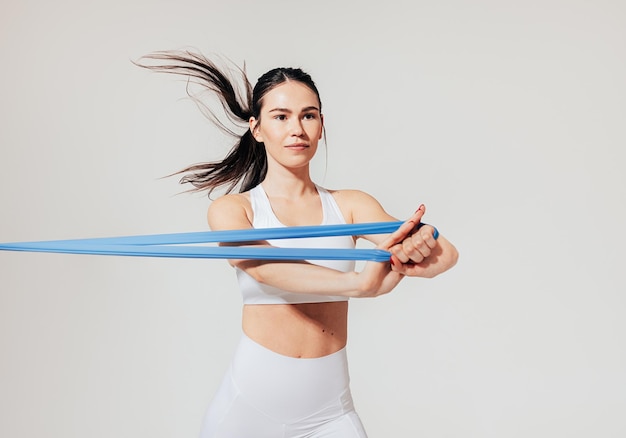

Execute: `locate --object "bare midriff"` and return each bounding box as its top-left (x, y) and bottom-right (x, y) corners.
top-left (242, 301), bottom-right (349, 358)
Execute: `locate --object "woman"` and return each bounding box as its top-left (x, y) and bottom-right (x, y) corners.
top-left (137, 51), bottom-right (458, 437)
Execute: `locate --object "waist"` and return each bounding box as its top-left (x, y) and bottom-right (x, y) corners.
top-left (242, 301), bottom-right (349, 358)
top-left (230, 332), bottom-right (353, 423)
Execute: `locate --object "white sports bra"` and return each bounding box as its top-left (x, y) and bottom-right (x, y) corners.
top-left (236, 184), bottom-right (356, 305)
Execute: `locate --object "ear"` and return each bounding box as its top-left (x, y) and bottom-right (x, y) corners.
top-left (319, 113), bottom-right (324, 140)
top-left (249, 117), bottom-right (263, 142)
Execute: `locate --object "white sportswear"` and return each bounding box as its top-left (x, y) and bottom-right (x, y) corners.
top-left (199, 184), bottom-right (368, 437)
top-left (236, 184), bottom-right (356, 305)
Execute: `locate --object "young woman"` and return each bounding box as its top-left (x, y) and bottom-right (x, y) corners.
top-left (137, 51), bottom-right (458, 437)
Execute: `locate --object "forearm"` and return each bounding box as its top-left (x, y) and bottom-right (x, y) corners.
top-left (236, 258), bottom-right (364, 297)
top-left (234, 253), bottom-right (405, 298)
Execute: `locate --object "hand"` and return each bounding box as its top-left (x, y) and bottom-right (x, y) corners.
top-left (388, 206), bottom-right (444, 277)
top-left (355, 206), bottom-right (426, 297)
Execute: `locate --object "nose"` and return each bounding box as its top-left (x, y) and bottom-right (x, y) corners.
top-left (289, 119), bottom-right (304, 137)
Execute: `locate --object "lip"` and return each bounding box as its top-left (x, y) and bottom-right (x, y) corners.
top-left (285, 143), bottom-right (309, 150)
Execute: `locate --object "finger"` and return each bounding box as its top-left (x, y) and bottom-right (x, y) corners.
top-left (378, 205), bottom-right (426, 250)
top-left (419, 226), bottom-right (438, 249)
top-left (378, 220), bottom-right (415, 251)
top-left (416, 240), bottom-right (432, 259)
top-left (417, 223), bottom-right (439, 242)
top-left (390, 258), bottom-right (409, 274)
top-left (390, 243), bottom-right (410, 264)
top-left (407, 204), bottom-right (426, 227)
top-left (417, 230), bottom-right (435, 257)
top-left (403, 235), bottom-right (428, 263)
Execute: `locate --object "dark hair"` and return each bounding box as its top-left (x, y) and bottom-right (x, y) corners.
top-left (134, 50), bottom-right (322, 197)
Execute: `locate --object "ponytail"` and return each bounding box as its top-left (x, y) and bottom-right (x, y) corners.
top-left (135, 50), bottom-right (322, 197)
top-left (135, 50), bottom-right (265, 196)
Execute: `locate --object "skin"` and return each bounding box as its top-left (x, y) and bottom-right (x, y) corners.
top-left (207, 80), bottom-right (458, 358)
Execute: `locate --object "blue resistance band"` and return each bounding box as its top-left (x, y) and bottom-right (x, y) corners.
top-left (0, 222), bottom-right (438, 262)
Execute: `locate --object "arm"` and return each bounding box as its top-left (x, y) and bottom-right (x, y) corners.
top-left (206, 194), bottom-right (421, 298)
top-left (333, 190), bottom-right (459, 278)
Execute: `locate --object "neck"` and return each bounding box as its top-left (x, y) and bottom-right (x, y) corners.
top-left (261, 163), bottom-right (316, 199)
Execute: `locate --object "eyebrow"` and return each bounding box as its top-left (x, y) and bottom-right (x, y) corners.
top-left (268, 106), bottom-right (320, 113)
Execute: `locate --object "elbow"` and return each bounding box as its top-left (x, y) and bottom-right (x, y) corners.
top-left (244, 265), bottom-right (270, 285)
top-left (233, 260), bottom-right (269, 284)
top-left (442, 245), bottom-right (459, 274)
top-left (449, 246), bottom-right (459, 269)
top-left (439, 238), bottom-right (459, 272)
top-left (425, 245), bottom-right (459, 279)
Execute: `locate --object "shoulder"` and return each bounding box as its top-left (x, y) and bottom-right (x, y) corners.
top-left (207, 192), bottom-right (253, 230)
top-left (327, 189), bottom-right (394, 223)
top-left (329, 188), bottom-right (383, 208)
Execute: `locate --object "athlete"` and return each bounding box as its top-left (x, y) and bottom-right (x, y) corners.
top-left (137, 51), bottom-right (458, 437)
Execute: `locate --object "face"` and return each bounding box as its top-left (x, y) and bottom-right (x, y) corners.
top-left (250, 81), bottom-right (323, 172)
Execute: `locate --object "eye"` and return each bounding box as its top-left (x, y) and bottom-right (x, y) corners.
top-left (274, 114), bottom-right (287, 121)
top-left (303, 113), bottom-right (317, 120)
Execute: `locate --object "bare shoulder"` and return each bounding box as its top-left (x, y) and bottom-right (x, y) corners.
top-left (329, 188), bottom-right (381, 202)
top-left (327, 189), bottom-right (394, 223)
top-left (207, 192), bottom-right (253, 230)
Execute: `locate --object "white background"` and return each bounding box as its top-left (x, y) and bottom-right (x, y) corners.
top-left (1, 1), bottom-right (625, 437)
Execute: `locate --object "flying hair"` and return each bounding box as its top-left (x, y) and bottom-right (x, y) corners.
top-left (134, 50), bottom-right (323, 197)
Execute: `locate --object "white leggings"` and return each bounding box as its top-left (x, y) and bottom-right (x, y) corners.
top-left (200, 334), bottom-right (368, 438)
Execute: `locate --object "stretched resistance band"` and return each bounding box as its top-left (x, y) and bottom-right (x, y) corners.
top-left (0, 221), bottom-right (438, 262)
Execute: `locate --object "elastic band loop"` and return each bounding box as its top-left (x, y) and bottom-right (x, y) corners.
top-left (0, 243), bottom-right (392, 261)
top-left (38, 221), bottom-right (405, 246)
top-left (0, 220), bottom-right (440, 262)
